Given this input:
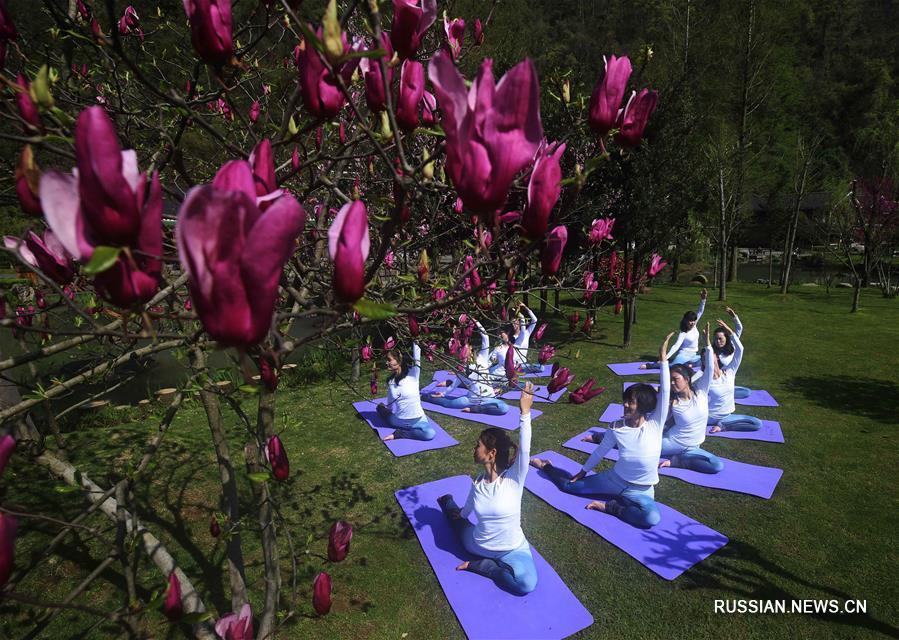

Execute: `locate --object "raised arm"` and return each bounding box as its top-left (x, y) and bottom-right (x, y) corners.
top-left (652, 333), bottom-right (674, 425)
top-left (696, 288), bottom-right (708, 321)
top-left (511, 382), bottom-right (534, 485)
top-left (695, 324), bottom-right (714, 393)
top-left (665, 332), bottom-right (685, 360)
top-left (522, 304), bottom-right (538, 334)
top-left (728, 331), bottom-right (745, 374)
top-left (475, 320), bottom-right (490, 358)
top-left (725, 307), bottom-right (743, 337)
top-left (409, 342), bottom-right (421, 380)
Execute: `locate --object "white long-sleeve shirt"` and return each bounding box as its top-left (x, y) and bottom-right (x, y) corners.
top-left (708, 334), bottom-right (744, 420)
top-left (386, 343), bottom-right (424, 420)
top-left (474, 321), bottom-right (491, 370)
top-left (446, 369), bottom-right (496, 399)
top-left (582, 362), bottom-right (670, 485)
top-left (487, 343), bottom-right (509, 376)
top-left (667, 347), bottom-right (714, 448)
top-left (511, 307), bottom-right (538, 365)
top-left (717, 314), bottom-right (743, 367)
top-left (665, 298), bottom-right (706, 360)
top-left (460, 412), bottom-right (532, 553)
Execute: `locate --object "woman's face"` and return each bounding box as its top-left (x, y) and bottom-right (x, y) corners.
top-left (386, 354), bottom-right (401, 374)
top-left (500, 330), bottom-right (510, 344)
top-left (474, 439), bottom-right (495, 465)
top-left (622, 395), bottom-right (640, 422)
top-left (686, 318), bottom-right (697, 331)
top-left (671, 371), bottom-right (690, 394)
top-left (715, 331), bottom-right (727, 348)
top-left (512, 319), bottom-right (520, 334)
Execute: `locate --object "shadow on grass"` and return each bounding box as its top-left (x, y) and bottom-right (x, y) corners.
top-left (783, 375), bottom-right (899, 423)
top-left (679, 538), bottom-right (899, 638)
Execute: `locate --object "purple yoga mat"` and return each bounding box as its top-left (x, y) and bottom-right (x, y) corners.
top-left (563, 428), bottom-right (783, 499)
top-left (427, 373), bottom-right (565, 404)
top-left (622, 382), bottom-right (780, 408)
top-left (352, 401), bottom-right (458, 456)
top-left (395, 475), bottom-right (594, 640)
top-left (601, 401), bottom-right (785, 444)
top-left (419, 398), bottom-right (543, 430)
top-left (526, 451), bottom-right (728, 580)
top-left (607, 362), bottom-right (663, 376)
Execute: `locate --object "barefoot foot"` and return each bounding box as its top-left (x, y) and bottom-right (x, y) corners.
top-left (529, 458), bottom-right (548, 470)
top-left (585, 500), bottom-right (607, 512)
top-left (658, 459), bottom-right (672, 468)
top-left (709, 424), bottom-right (723, 433)
top-left (461, 407), bottom-right (471, 413)
top-left (382, 433), bottom-right (396, 441)
top-left (455, 561), bottom-right (470, 571)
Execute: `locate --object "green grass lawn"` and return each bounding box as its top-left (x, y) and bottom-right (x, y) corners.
top-left (3, 283), bottom-right (898, 639)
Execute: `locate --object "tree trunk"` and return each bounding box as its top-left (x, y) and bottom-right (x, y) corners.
top-left (670, 255), bottom-right (681, 283)
top-left (622, 296), bottom-right (636, 346)
top-left (781, 137), bottom-right (812, 294)
top-left (728, 245), bottom-right (738, 282)
top-left (767, 247), bottom-right (774, 287)
top-left (717, 167), bottom-right (728, 301)
top-left (189, 348), bottom-right (249, 612)
top-left (539, 287), bottom-right (547, 316)
top-left (851, 277), bottom-right (862, 312)
top-left (253, 390), bottom-right (281, 640)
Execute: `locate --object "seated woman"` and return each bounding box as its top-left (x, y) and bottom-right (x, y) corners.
top-left (423, 320), bottom-right (510, 415)
top-left (488, 303), bottom-right (542, 375)
top-left (376, 342), bottom-right (436, 442)
top-left (707, 319), bottom-right (763, 433)
top-left (529, 334), bottom-right (674, 529)
top-left (717, 306), bottom-right (751, 399)
top-left (658, 325), bottom-right (724, 474)
top-left (640, 288), bottom-right (706, 368)
top-left (438, 383), bottom-right (538, 595)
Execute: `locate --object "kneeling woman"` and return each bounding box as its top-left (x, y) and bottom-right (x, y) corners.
top-left (641, 289), bottom-right (706, 368)
top-left (530, 334), bottom-right (673, 529)
top-left (707, 319), bottom-right (762, 433)
top-left (438, 383), bottom-right (537, 595)
top-left (659, 325), bottom-right (723, 473)
top-left (377, 342), bottom-right (436, 442)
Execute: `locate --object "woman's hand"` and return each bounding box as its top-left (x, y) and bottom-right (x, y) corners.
top-left (725, 306), bottom-right (736, 318)
top-left (716, 319), bottom-right (733, 334)
top-left (700, 288), bottom-right (708, 300)
top-left (702, 322), bottom-right (711, 347)
top-left (519, 381), bottom-right (535, 414)
top-left (431, 391), bottom-right (445, 398)
top-left (660, 331), bottom-right (675, 362)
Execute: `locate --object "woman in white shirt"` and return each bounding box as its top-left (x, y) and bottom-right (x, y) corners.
top-left (377, 342), bottom-right (436, 441)
top-left (641, 289), bottom-right (707, 368)
top-left (488, 303), bottom-right (542, 375)
top-left (707, 319), bottom-right (762, 432)
top-left (529, 334), bottom-right (674, 529)
top-left (438, 383), bottom-right (537, 595)
top-left (659, 325), bottom-right (724, 473)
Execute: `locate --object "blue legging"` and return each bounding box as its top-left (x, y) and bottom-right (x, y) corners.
top-left (440, 497), bottom-right (537, 595)
top-left (660, 436), bottom-right (724, 474)
top-left (421, 393), bottom-right (509, 416)
top-left (710, 413), bottom-right (763, 432)
top-left (542, 465), bottom-right (660, 529)
top-left (519, 362), bottom-right (544, 374)
top-left (734, 386), bottom-right (751, 399)
top-left (376, 405), bottom-right (435, 441)
top-left (670, 350), bottom-right (701, 366)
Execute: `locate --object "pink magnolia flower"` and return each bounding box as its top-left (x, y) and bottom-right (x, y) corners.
top-left (433, 288), bottom-right (446, 302)
top-left (360, 345), bottom-right (373, 361)
top-left (396, 60), bottom-right (425, 131)
top-left (359, 35), bottom-right (393, 112)
top-left (162, 572), bottom-right (183, 621)
top-left (14, 74), bottom-right (42, 132)
top-left (614, 298), bottom-right (623, 315)
top-left (0, 434), bottom-right (15, 478)
top-left (428, 51), bottom-right (543, 215)
top-left (313, 572), bottom-right (332, 615)
top-left (569, 378), bottom-right (605, 404)
top-left (523, 141), bottom-right (565, 239)
top-left (420, 91), bottom-right (438, 126)
top-left (459, 343), bottom-right (471, 362)
top-left (259, 353), bottom-right (279, 391)
top-left (209, 516), bottom-right (221, 538)
top-left (443, 15), bottom-right (465, 59)
top-left (383, 336), bottom-right (397, 350)
top-left (15, 145), bottom-right (42, 216)
top-left (473, 19), bottom-right (484, 45)
top-left (291, 146), bottom-right (301, 172)
top-left (615, 88), bottom-right (659, 148)
top-left (568, 311), bottom-right (580, 333)
top-left (453, 197), bottom-right (464, 215)
top-left (297, 27), bottom-right (361, 119)
top-left (370, 378), bottom-right (378, 395)
top-left (408, 314), bottom-right (420, 337)
top-left (583, 271), bottom-right (598, 302)
top-left (182, 0), bottom-right (233, 66)
top-left (41, 107), bottom-right (162, 307)
top-left (647, 253), bottom-right (667, 277)
top-left (540, 225), bottom-right (567, 276)
top-left (581, 314), bottom-right (594, 335)
top-left (0, 512), bottom-right (16, 587)
top-left (504, 345), bottom-right (518, 383)
top-left (215, 603), bottom-right (254, 640)
top-left (177, 160), bottom-right (304, 346)
top-left (248, 138), bottom-right (279, 200)
top-left (533, 322), bottom-right (547, 342)
top-left (118, 5), bottom-right (143, 39)
top-left (384, 250), bottom-right (395, 269)
top-left (266, 435), bottom-right (290, 482)
top-left (538, 344), bottom-right (554, 364)
top-left (0, 0), bottom-right (17, 68)
top-left (249, 100), bottom-right (261, 123)
top-left (547, 367), bottom-right (574, 394)
top-left (588, 217), bottom-right (615, 244)
top-left (327, 521), bottom-right (353, 562)
top-left (390, 0), bottom-right (437, 60)
top-left (328, 201), bottom-right (370, 303)
top-left (588, 55), bottom-right (632, 137)
top-left (20, 230), bottom-right (75, 285)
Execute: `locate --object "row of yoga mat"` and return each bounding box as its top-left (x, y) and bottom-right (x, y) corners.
top-left (356, 363), bottom-right (784, 639)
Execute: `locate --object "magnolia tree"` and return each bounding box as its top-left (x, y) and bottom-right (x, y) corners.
top-left (0, 0), bottom-right (666, 636)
